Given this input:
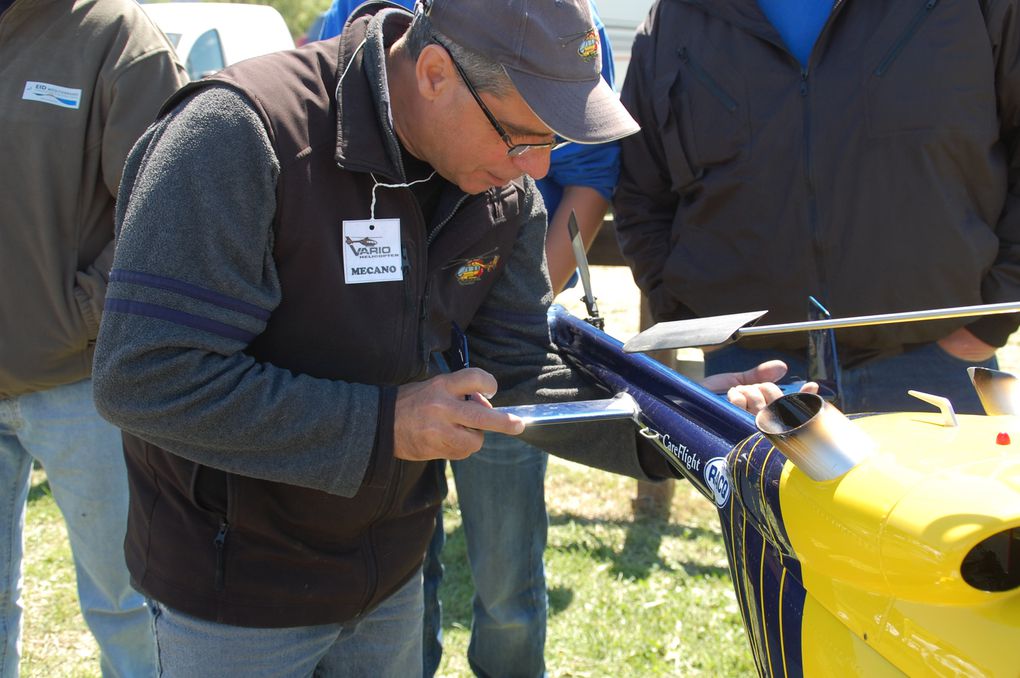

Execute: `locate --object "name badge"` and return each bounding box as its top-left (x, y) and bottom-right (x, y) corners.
top-left (342, 219), bottom-right (403, 284)
top-left (23, 81), bottom-right (82, 109)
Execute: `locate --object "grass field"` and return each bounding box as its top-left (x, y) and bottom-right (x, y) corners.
top-left (21, 462), bottom-right (752, 678)
top-left (17, 266), bottom-right (1020, 676)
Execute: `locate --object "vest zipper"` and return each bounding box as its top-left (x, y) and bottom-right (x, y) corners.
top-left (427, 195), bottom-right (470, 247)
top-left (875, 0), bottom-right (939, 76)
top-left (357, 460), bottom-right (406, 617)
top-left (400, 246), bottom-right (416, 379)
top-left (678, 47), bottom-right (738, 113)
top-left (213, 519), bottom-right (229, 591)
top-left (418, 194), bottom-right (470, 373)
top-left (419, 278), bottom-right (432, 369)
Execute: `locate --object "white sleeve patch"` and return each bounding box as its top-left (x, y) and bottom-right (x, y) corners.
top-left (22, 81), bottom-right (82, 110)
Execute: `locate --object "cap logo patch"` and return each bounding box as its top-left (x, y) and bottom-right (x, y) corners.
top-left (577, 29), bottom-right (599, 62)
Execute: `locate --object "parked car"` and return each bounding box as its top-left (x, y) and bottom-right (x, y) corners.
top-left (142, 2), bottom-right (295, 81)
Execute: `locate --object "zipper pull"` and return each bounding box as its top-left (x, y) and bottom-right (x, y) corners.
top-left (213, 519), bottom-right (229, 591)
top-left (800, 72), bottom-right (809, 97)
top-left (419, 280), bottom-right (430, 321)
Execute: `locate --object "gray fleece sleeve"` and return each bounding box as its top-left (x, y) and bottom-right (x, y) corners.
top-left (92, 86), bottom-right (383, 497)
top-left (467, 178), bottom-right (659, 480)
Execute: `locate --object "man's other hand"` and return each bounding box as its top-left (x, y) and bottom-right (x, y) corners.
top-left (937, 326), bottom-right (996, 362)
top-left (394, 368), bottom-right (525, 461)
top-left (702, 360), bottom-right (819, 415)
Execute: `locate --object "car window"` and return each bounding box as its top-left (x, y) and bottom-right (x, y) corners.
top-left (186, 29), bottom-right (225, 80)
top-left (164, 32), bottom-right (182, 49)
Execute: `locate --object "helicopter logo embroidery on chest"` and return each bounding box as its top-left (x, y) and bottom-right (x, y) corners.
top-left (449, 250), bottom-right (501, 286)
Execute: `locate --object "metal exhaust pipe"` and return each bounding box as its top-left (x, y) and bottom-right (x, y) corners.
top-left (755, 393), bottom-right (875, 482)
top-left (968, 367), bottom-right (1020, 416)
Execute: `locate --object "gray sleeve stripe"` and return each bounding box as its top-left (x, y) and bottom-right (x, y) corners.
top-left (105, 298), bottom-right (257, 343)
top-left (110, 269), bottom-right (272, 321)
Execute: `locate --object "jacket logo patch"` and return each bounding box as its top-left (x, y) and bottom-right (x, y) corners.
top-left (577, 29), bottom-right (599, 62)
top-left (449, 250), bottom-right (500, 286)
top-left (23, 81), bottom-right (82, 110)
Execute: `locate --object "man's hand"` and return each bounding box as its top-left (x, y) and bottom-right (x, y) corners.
top-left (937, 327), bottom-right (997, 362)
top-left (701, 360), bottom-right (818, 415)
top-left (394, 368), bottom-right (525, 462)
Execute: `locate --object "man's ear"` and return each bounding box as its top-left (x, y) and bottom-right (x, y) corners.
top-left (416, 43), bottom-right (455, 102)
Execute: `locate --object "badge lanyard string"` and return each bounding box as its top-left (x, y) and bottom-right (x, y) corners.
top-left (339, 38), bottom-right (439, 222)
top-left (369, 172), bottom-right (436, 222)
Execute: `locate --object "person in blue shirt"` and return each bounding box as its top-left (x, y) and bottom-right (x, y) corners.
top-left (316, 0), bottom-right (360, 39)
top-left (616, 0), bottom-right (1017, 426)
top-left (319, 2), bottom-right (620, 675)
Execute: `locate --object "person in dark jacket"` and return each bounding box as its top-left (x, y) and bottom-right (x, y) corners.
top-left (319, 1), bottom-right (625, 674)
top-left (615, 0), bottom-right (1020, 414)
top-left (91, 1), bottom-right (798, 675)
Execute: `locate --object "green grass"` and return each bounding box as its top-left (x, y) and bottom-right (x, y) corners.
top-left (22, 469), bottom-right (102, 678)
top-left (20, 461), bottom-right (754, 677)
top-left (435, 461), bottom-right (753, 677)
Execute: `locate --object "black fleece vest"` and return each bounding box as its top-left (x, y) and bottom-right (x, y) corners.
top-left (122, 17), bottom-right (527, 627)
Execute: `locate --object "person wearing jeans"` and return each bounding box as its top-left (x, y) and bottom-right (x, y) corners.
top-left (0, 381), bottom-right (151, 676)
top-left (0, 0), bottom-right (186, 674)
top-left (147, 569), bottom-right (425, 678)
top-left (320, 2), bottom-right (621, 675)
top-left (425, 435), bottom-right (551, 677)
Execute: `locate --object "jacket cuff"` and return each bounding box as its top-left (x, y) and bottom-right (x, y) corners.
top-left (966, 315), bottom-right (1019, 349)
top-left (362, 385), bottom-right (398, 490)
top-left (647, 286), bottom-right (677, 322)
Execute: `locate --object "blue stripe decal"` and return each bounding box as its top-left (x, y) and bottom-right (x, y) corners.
top-left (110, 270), bottom-right (271, 321)
top-left (105, 298), bottom-right (256, 343)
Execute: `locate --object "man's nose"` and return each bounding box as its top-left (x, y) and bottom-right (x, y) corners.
top-left (511, 148), bottom-right (551, 180)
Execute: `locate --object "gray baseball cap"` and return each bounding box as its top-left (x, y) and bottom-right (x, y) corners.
top-left (422, 0), bottom-right (639, 144)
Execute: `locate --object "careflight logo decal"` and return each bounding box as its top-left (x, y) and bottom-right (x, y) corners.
top-left (449, 250), bottom-right (500, 286)
top-left (577, 29), bottom-right (599, 62)
top-left (661, 433), bottom-right (700, 473)
top-left (705, 457), bottom-right (732, 508)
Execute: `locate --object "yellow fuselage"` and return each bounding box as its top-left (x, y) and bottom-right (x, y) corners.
top-left (780, 413), bottom-right (1020, 676)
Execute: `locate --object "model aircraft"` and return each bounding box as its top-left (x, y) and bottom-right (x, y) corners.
top-left (498, 212), bottom-right (1020, 676)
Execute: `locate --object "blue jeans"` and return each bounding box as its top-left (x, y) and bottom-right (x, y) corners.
top-left (704, 341), bottom-right (998, 414)
top-left (424, 434), bottom-right (548, 678)
top-left (0, 378), bottom-right (154, 678)
top-left (149, 568), bottom-right (423, 677)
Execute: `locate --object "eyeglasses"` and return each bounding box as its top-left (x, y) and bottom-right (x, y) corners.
top-left (433, 41), bottom-right (570, 158)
